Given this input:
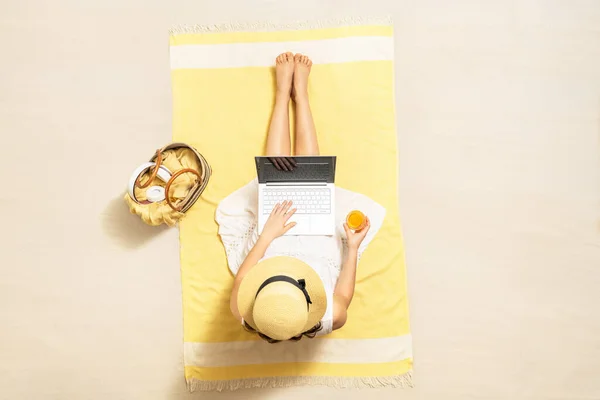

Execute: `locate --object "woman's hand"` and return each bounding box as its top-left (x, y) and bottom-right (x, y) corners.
top-left (260, 200), bottom-right (297, 242)
top-left (343, 217), bottom-right (371, 251)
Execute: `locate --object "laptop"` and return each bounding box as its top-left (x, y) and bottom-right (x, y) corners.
top-left (255, 156), bottom-right (336, 236)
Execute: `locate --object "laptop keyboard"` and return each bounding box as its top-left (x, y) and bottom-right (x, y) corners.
top-left (263, 188), bottom-right (331, 214)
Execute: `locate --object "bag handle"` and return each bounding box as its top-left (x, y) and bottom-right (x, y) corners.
top-left (164, 168), bottom-right (201, 212)
top-left (136, 149), bottom-right (163, 189)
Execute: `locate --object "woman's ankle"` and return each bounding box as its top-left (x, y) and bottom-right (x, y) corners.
top-left (275, 90), bottom-right (291, 102)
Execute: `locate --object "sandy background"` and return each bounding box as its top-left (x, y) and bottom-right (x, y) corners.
top-left (1, 0), bottom-right (599, 399)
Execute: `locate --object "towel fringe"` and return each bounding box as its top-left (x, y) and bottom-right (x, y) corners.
top-left (187, 371), bottom-right (412, 392)
top-left (169, 16), bottom-right (392, 35)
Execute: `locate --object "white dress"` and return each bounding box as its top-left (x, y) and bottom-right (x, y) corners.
top-left (216, 179), bottom-right (386, 336)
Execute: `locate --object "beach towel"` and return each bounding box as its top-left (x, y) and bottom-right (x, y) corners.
top-left (170, 16), bottom-right (412, 391)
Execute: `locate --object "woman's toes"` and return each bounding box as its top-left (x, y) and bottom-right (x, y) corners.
top-left (294, 53), bottom-right (303, 62)
top-left (285, 51), bottom-right (294, 61)
top-left (277, 52), bottom-right (289, 63)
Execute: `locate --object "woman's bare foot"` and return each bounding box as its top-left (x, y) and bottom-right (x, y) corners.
top-left (275, 52), bottom-right (295, 98)
top-left (292, 53), bottom-right (312, 100)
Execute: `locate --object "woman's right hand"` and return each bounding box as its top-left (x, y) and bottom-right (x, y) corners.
top-left (260, 200), bottom-right (297, 242)
top-left (343, 217), bottom-right (371, 251)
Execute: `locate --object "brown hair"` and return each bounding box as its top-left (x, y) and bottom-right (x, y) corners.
top-left (243, 320), bottom-right (323, 344)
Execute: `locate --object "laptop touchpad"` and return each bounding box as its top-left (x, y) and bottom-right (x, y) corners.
top-left (288, 215), bottom-right (310, 232)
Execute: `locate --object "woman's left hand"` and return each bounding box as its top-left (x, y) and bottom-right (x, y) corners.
top-left (260, 200), bottom-right (297, 242)
top-left (343, 217), bottom-right (371, 251)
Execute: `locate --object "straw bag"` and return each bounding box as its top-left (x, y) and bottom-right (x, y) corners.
top-left (124, 143), bottom-right (211, 226)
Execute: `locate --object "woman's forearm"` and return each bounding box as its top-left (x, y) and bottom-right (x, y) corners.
top-left (236, 236), bottom-right (272, 282)
top-left (334, 246), bottom-right (359, 308)
top-left (230, 236), bottom-right (272, 319)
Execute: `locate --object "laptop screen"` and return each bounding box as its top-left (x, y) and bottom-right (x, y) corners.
top-left (255, 156), bottom-right (336, 184)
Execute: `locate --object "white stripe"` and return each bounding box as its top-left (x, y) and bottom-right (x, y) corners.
top-left (170, 36), bottom-right (393, 70)
top-left (170, 16), bottom-right (392, 35)
top-left (184, 335), bottom-right (412, 367)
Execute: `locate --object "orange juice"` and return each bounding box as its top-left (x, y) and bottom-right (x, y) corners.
top-left (346, 210), bottom-right (366, 231)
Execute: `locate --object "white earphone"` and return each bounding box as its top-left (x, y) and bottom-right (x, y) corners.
top-left (127, 162), bottom-right (172, 204)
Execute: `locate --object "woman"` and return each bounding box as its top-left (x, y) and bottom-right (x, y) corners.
top-left (216, 52), bottom-right (384, 343)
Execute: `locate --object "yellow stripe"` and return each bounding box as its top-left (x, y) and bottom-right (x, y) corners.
top-left (170, 25), bottom-right (392, 46)
top-left (175, 61), bottom-right (410, 343)
top-left (185, 359), bottom-right (413, 381)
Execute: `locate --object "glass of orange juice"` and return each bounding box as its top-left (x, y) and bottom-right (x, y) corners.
top-left (346, 210), bottom-right (367, 231)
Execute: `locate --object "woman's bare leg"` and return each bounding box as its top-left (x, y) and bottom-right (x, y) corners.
top-left (265, 52), bottom-right (295, 156)
top-left (292, 54), bottom-right (319, 156)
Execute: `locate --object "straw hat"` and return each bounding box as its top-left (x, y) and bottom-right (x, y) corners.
top-left (238, 256), bottom-right (327, 341)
